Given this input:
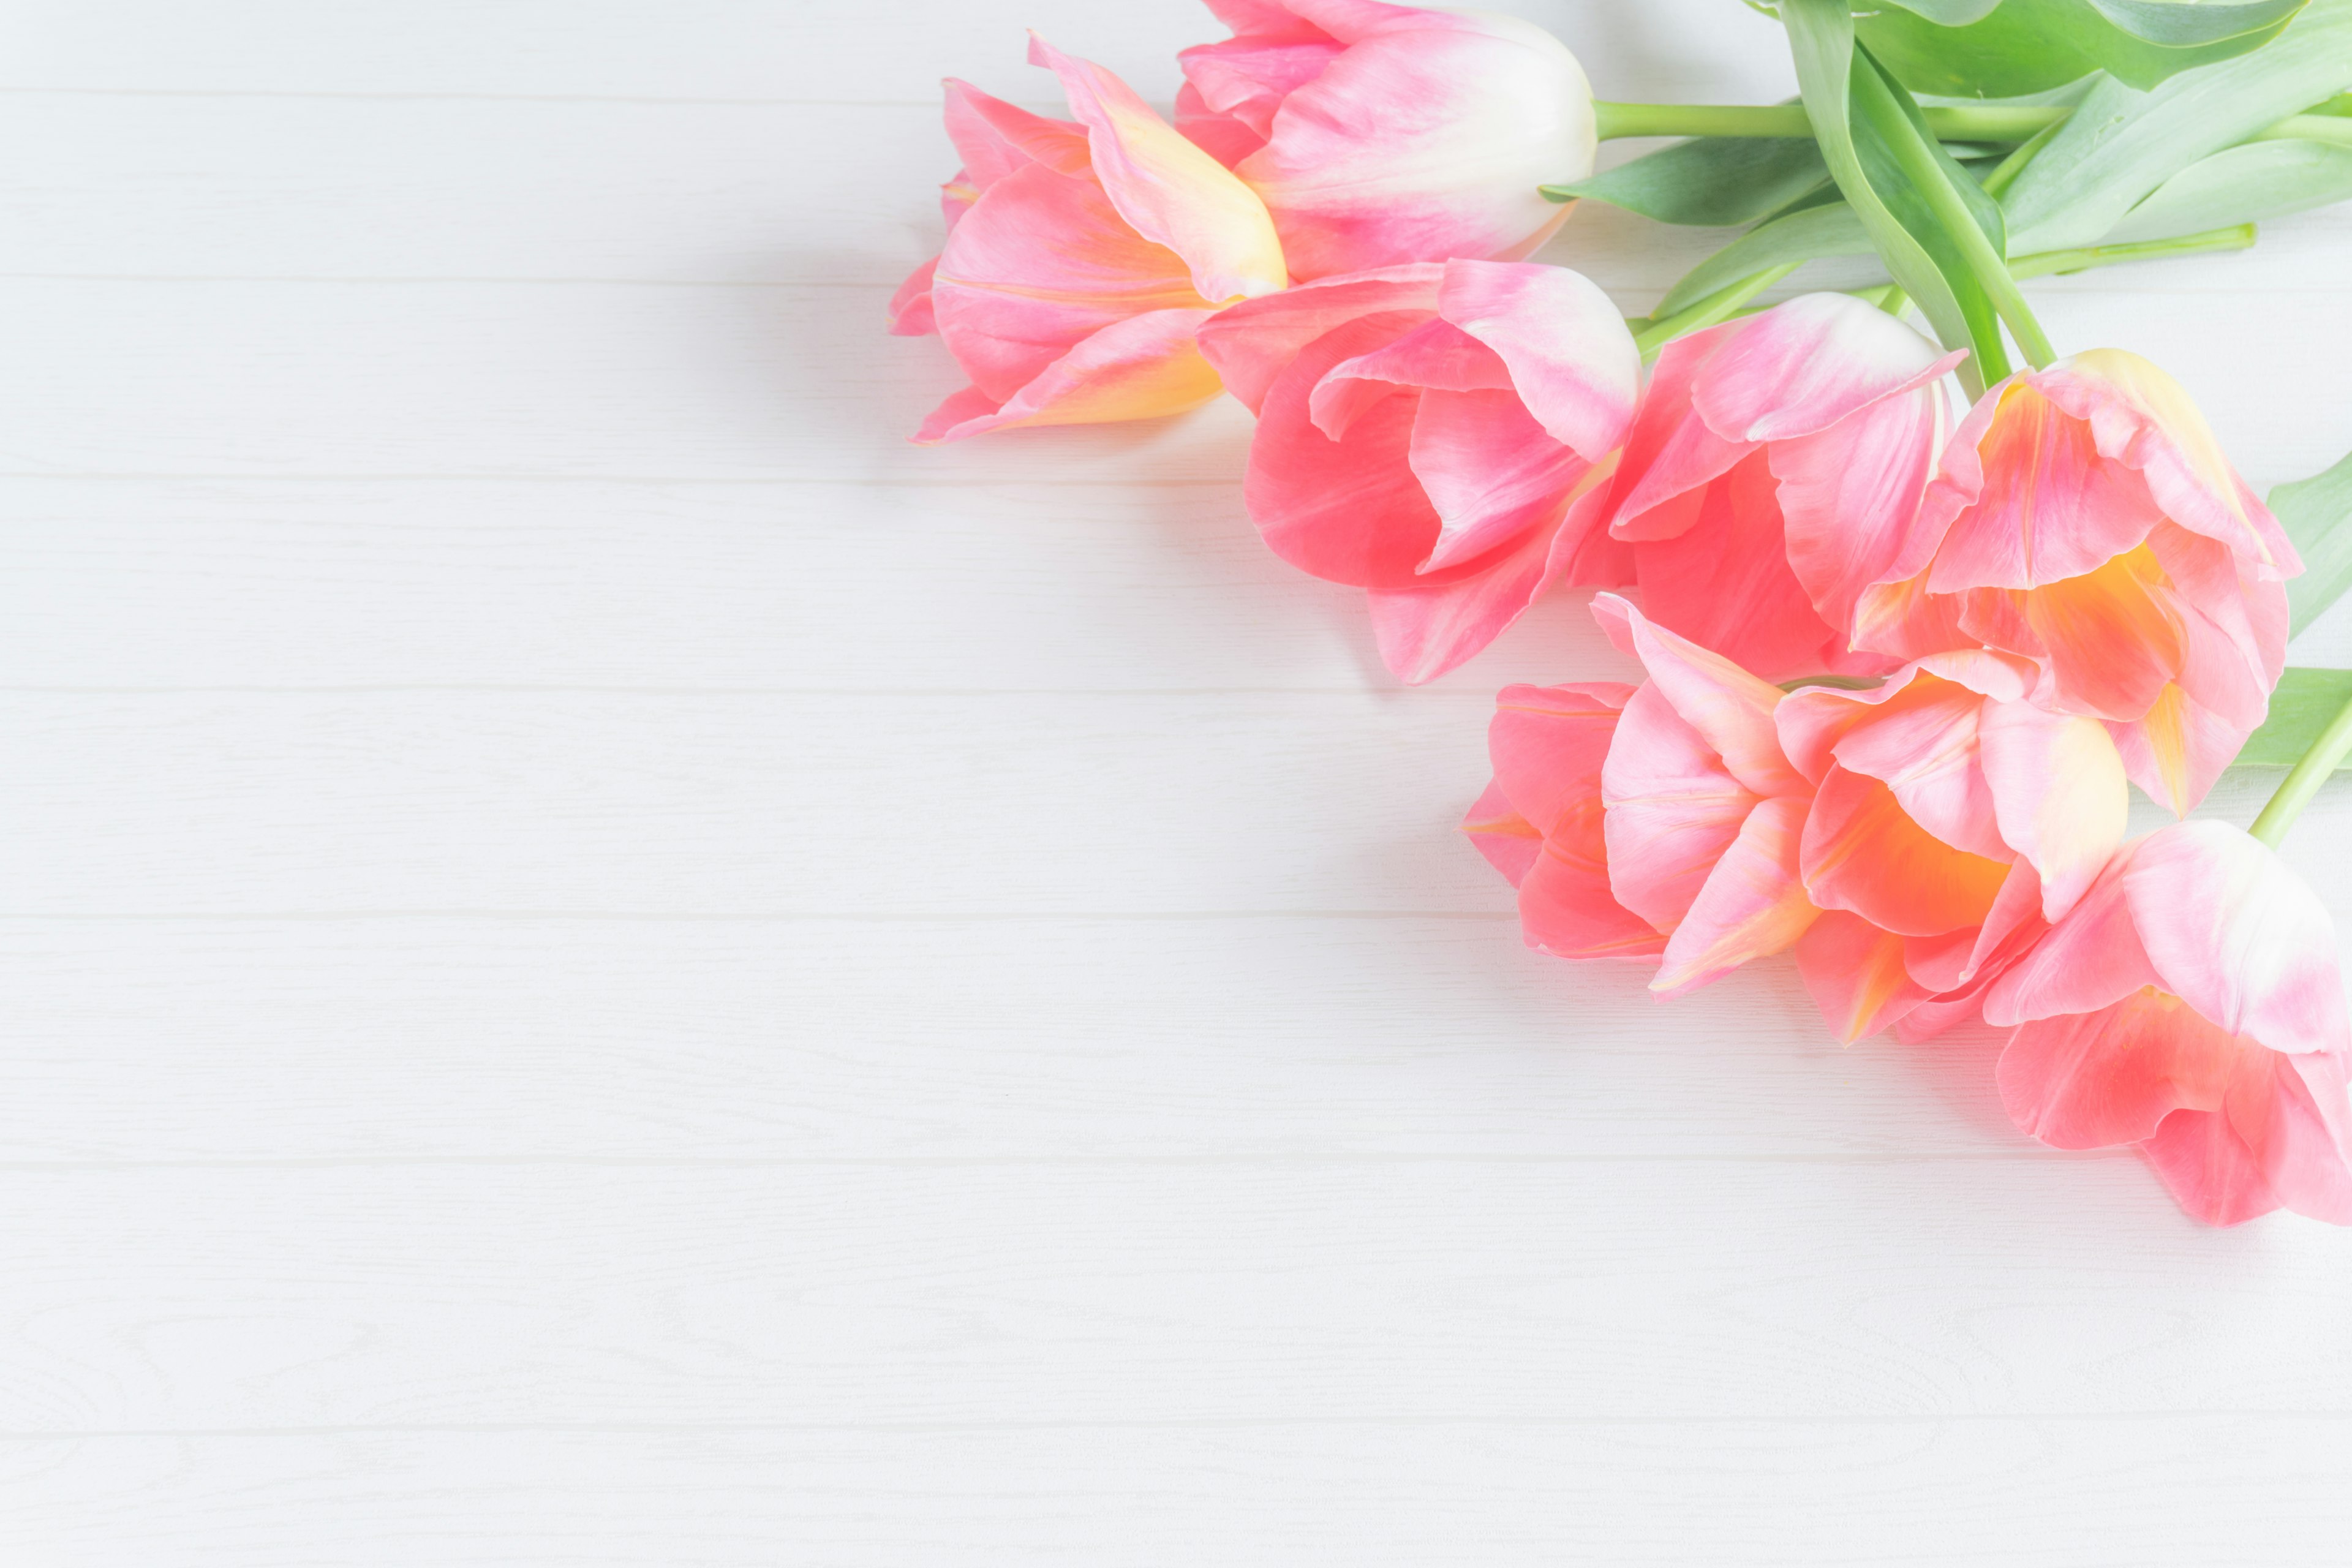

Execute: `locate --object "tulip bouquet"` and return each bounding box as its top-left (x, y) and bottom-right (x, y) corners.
top-left (890, 0), bottom-right (2352, 1223)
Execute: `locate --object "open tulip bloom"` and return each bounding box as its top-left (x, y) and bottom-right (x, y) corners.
top-left (893, 0), bottom-right (2352, 1223)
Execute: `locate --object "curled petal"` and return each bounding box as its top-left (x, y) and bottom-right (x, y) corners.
top-left (1194, 265), bottom-right (1442, 414)
top-left (888, 255), bottom-right (941, 337)
top-left (941, 78), bottom-right (1093, 188)
top-left (1590, 594), bottom-right (1807, 799)
top-left (1485, 679), bottom-right (1633, 836)
top-left (1983, 854), bottom-right (2161, 1028)
top-left (1773, 385), bottom-right (1947, 636)
top-left (2106, 682), bottom-right (2242, 817)
top-left (1652, 795), bottom-right (1819, 998)
top-left (914, 307), bottom-right (1221, 443)
top-left (1406, 388), bottom-right (1591, 573)
top-left (1823, 677), bottom-right (2003, 861)
top-left (1799, 764), bottom-right (2010, 939)
top-left (1997, 989), bottom-right (2242, 1150)
top-left (1797, 910), bottom-right (1933, 1043)
top-left (2143, 1050), bottom-right (2352, 1226)
top-left (1605, 322), bottom-right (1752, 541)
top-left (1629, 454), bottom-right (1850, 682)
top-left (1240, 312), bottom-right (1438, 585)
top-left (1519, 830), bottom-right (1670, 961)
top-left (1437, 260), bottom-right (1638, 460)
top-left (1028, 36), bottom-right (1287, 304)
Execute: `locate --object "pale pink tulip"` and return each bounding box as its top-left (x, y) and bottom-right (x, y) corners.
top-left (1854, 350), bottom-right (2299, 813)
top-left (890, 36), bottom-right (1287, 443)
top-left (1605, 293), bottom-right (1963, 680)
top-left (1984, 820), bottom-right (2352, 1226)
top-left (1466, 594), bottom-right (1821, 996)
top-left (1175, 0), bottom-right (1596, 279)
top-left (1774, 649), bottom-right (2130, 1044)
top-left (1196, 258), bottom-right (1638, 682)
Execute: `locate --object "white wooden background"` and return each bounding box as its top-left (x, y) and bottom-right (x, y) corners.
top-left (7, 1), bottom-right (2352, 1561)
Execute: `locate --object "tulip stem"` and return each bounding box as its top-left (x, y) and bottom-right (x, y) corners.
top-left (2007, 224), bottom-right (2258, 279)
top-left (1591, 101), bottom-right (2352, 148)
top-left (2250, 685), bottom-right (2352, 848)
top-left (1632, 262), bottom-right (1801, 359)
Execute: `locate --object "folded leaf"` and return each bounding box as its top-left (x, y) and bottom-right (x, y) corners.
top-left (1544, 137), bottom-right (1830, 227)
top-left (2237, 667), bottom-right (2352, 766)
top-left (2003, 0), bottom-right (2352, 253)
top-left (2103, 138), bottom-right (2352, 241)
top-left (1861, 0), bottom-right (2307, 96)
top-left (2277, 445), bottom-right (2352, 636)
top-left (1656, 203), bottom-right (1874, 317)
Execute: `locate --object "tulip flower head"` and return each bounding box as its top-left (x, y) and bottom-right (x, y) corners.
top-left (1175, 0), bottom-right (1597, 278)
top-left (891, 36), bottom-right (1287, 443)
top-left (1466, 595), bottom-right (1822, 996)
top-left (1853, 351), bottom-right (2299, 813)
top-left (1605, 293), bottom-right (1963, 681)
top-left (1773, 649), bottom-right (2130, 1044)
top-left (1984, 820), bottom-right (2352, 1226)
top-left (1197, 258), bottom-right (1640, 682)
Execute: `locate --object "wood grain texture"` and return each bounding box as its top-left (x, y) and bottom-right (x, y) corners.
top-left (6, 0), bottom-right (2352, 1561)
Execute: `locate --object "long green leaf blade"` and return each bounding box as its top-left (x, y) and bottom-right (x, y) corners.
top-left (2276, 446), bottom-right (2352, 635)
top-left (2102, 138), bottom-right (2352, 241)
top-left (1544, 137), bottom-right (1830, 227)
top-left (2237, 667), bottom-right (2352, 766)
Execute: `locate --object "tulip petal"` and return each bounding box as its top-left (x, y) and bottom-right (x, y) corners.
top-left (1652, 795), bottom-right (1819, 998)
top-left (1240, 312), bottom-right (1440, 586)
top-left (1600, 682), bottom-right (1757, 934)
top-left (2143, 1051), bottom-right (2352, 1226)
top-left (1923, 379), bottom-right (2172, 592)
top-left (1194, 265), bottom-right (1442, 415)
top-left (913, 307), bottom-right (1221, 443)
top-left (1630, 455), bottom-right (1845, 682)
top-left (1590, 594), bottom-right (1807, 799)
top-left (1773, 385), bottom-right (1947, 635)
top-left (1367, 473), bottom-right (1618, 682)
top-left (2106, 683), bottom-right (2241, 817)
top-left (1408, 387), bottom-right (1589, 572)
top-left (941, 78), bottom-right (1093, 188)
top-left (1311, 318), bottom-right (1510, 440)
top-left (888, 255), bottom-right (941, 336)
top-left (2120, 820), bottom-right (2352, 1058)
top-left (932, 162), bottom-right (1210, 401)
top-left (1235, 22), bottom-right (1595, 278)
top-left (1799, 764), bottom-right (2010, 938)
top-left (1028, 35), bottom-right (1287, 304)
top-left (1797, 909), bottom-right (1932, 1043)
top-left (1519, 829), bottom-right (1671, 960)
top-left (1438, 260), bottom-right (1638, 460)
top-left (1997, 989), bottom-right (2242, 1149)
top-left (1461, 778), bottom-right (1541, 888)
top-left (1689, 292), bottom-right (1957, 443)
top-left (1825, 677), bottom-right (2005, 861)
top-left (1954, 547), bottom-right (2185, 723)
top-left (1177, 35), bottom-right (1344, 143)
top-left (1975, 698), bottom-right (2128, 918)
top-left (1981, 854), bottom-right (2161, 1028)
top-left (1605, 322), bottom-right (1753, 542)
top-left (1487, 680), bottom-right (1634, 835)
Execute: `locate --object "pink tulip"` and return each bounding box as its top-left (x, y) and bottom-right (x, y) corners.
top-left (1196, 258), bottom-right (1639, 682)
top-left (1773, 649), bottom-right (2130, 1044)
top-left (1983, 820), bottom-right (2352, 1226)
top-left (889, 36), bottom-right (1287, 443)
top-left (1605, 293), bottom-right (1964, 681)
top-left (1465, 594), bottom-right (1820, 997)
top-left (1853, 350), bottom-right (2299, 813)
top-left (1175, 0), bottom-right (1596, 279)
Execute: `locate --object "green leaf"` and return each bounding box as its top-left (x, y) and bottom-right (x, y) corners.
top-left (2236, 667), bottom-right (2352, 767)
top-left (2275, 445), bottom-right (2352, 635)
top-left (1783, 0), bottom-right (2002, 391)
top-left (1858, 0), bottom-right (2307, 97)
top-left (2103, 137), bottom-right (2352, 241)
top-left (2002, 0), bottom-right (2352, 253)
top-left (1655, 203), bottom-right (1874, 316)
top-left (1543, 137), bottom-right (1830, 227)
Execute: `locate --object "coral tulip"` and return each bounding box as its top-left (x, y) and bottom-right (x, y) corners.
top-left (1465, 594), bottom-right (1820, 996)
top-left (1984, 820), bottom-right (2352, 1226)
top-left (1854, 350), bottom-right (2299, 813)
top-left (1774, 649), bottom-right (2130, 1044)
top-left (1196, 258), bottom-right (1639, 682)
top-left (1605, 293), bottom-right (1962, 680)
top-left (1175, 0), bottom-right (1596, 279)
top-left (890, 36), bottom-right (1286, 443)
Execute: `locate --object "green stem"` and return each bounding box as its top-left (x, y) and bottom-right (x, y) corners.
top-left (1632, 263), bottom-right (1801, 358)
top-left (1593, 102), bottom-right (2352, 147)
top-left (2250, 685), bottom-right (2352, 848)
top-left (1593, 100), bottom-right (2062, 141)
top-left (1980, 116), bottom-right (2068, 200)
top-left (1849, 64), bottom-right (2052, 368)
top-left (2008, 223), bottom-right (2258, 279)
